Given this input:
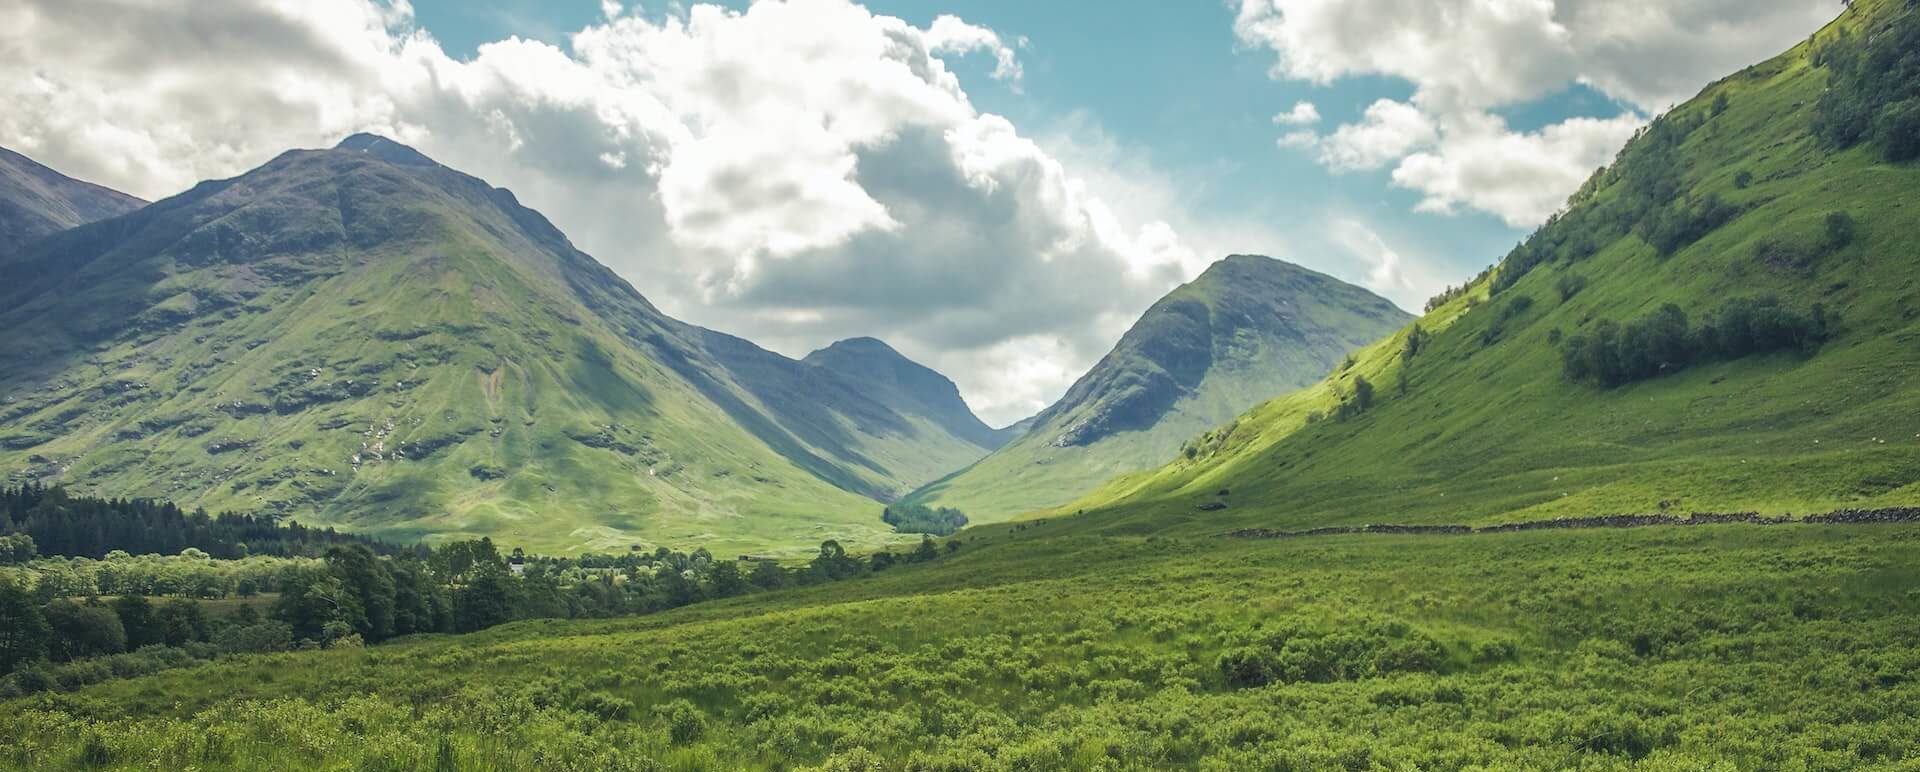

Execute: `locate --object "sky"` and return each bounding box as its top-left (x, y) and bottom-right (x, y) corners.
top-left (0, 0), bottom-right (1838, 425)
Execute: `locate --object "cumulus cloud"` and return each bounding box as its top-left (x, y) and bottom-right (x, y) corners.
top-left (1241, 0), bottom-right (1834, 226)
top-left (0, 0), bottom-right (1214, 426)
top-left (1272, 101), bottom-right (1320, 126)
top-left (1393, 112), bottom-right (1643, 227)
top-left (1313, 99), bottom-right (1437, 172)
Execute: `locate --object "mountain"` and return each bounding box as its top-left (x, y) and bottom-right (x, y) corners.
top-left (1069, 0), bottom-right (1920, 533)
top-left (0, 146), bottom-right (145, 257)
top-left (802, 337), bottom-right (1010, 450)
top-left (903, 254), bottom-right (1411, 521)
top-left (0, 134), bottom-right (999, 556)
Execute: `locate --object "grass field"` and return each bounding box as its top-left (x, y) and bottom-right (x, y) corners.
top-left (5, 521), bottom-right (1918, 770)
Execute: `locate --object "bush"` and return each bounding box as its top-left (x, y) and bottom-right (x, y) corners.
top-left (652, 699), bottom-right (707, 744)
top-left (576, 692), bottom-right (634, 721)
top-left (1556, 273), bottom-right (1588, 301)
top-left (1824, 211), bottom-right (1857, 250)
top-left (1216, 647), bottom-right (1277, 688)
top-left (1878, 98), bottom-right (1920, 162)
top-left (1733, 170), bottom-right (1754, 189)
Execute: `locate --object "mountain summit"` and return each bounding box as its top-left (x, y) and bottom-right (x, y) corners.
top-left (903, 254), bottom-right (1411, 520)
top-left (0, 136), bottom-right (998, 555)
top-left (803, 337), bottom-right (1009, 450)
top-left (0, 146), bottom-right (145, 258)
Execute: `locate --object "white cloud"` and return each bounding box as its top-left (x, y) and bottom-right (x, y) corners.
top-left (1238, 0), bottom-right (1834, 226)
top-left (0, 0), bottom-right (1212, 426)
top-left (1393, 112), bottom-right (1642, 228)
top-left (1272, 101), bottom-right (1320, 126)
top-left (1313, 99), bottom-right (1436, 172)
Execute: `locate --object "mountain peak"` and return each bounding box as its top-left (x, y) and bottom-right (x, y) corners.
top-left (333, 133), bottom-right (437, 167)
top-left (814, 337), bottom-right (902, 357)
top-left (804, 337), bottom-right (1004, 450)
top-left (0, 146), bottom-right (146, 256)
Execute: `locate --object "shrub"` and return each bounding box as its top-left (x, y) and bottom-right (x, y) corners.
top-left (576, 692), bottom-right (634, 721)
top-left (1556, 273), bottom-right (1588, 301)
top-left (1733, 170), bottom-right (1754, 189)
top-left (1824, 211), bottom-right (1857, 250)
top-left (1878, 98), bottom-right (1920, 162)
top-left (652, 699), bottom-right (707, 744)
top-left (1216, 647), bottom-right (1277, 688)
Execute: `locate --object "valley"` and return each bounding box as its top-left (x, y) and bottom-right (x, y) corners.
top-left (3, 0), bottom-right (1920, 768)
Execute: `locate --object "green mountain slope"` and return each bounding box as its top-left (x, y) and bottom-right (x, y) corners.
top-left (0, 135), bottom-right (997, 556)
top-left (1069, 0), bottom-right (1920, 534)
top-left (905, 255), bottom-right (1411, 521)
top-left (0, 146), bottom-right (145, 258)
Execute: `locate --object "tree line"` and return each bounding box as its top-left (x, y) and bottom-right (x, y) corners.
top-left (1558, 296), bottom-right (1830, 386)
top-left (1, 484), bottom-right (406, 561)
top-left (0, 532), bottom-right (961, 693)
top-left (1813, 7), bottom-right (1920, 163)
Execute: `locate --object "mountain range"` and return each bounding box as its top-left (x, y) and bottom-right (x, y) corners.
top-left (0, 134), bottom-right (1399, 555)
top-left (0, 135), bottom-right (1013, 556)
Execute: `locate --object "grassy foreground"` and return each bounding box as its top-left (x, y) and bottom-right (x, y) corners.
top-left (4, 521), bottom-right (1918, 770)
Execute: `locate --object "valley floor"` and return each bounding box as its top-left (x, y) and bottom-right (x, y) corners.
top-left (4, 520), bottom-right (1919, 770)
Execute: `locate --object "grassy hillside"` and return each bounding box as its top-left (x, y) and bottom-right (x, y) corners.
top-left (1064, 0), bottom-right (1920, 535)
top-left (907, 255), bottom-right (1409, 521)
top-left (5, 521), bottom-right (1917, 769)
top-left (0, 136), bottom-right (998, 557)
top-left (0, 147), bottom-right (144, 258)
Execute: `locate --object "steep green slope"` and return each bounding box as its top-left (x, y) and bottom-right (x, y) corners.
top-left (0, 146), bottom-right (145, 257)
top-left (906, 255), bottom-right (1410, 521)
top-left (0, 135), bottom-right (996, 555)
top-left (1069, 0), bottom-right (1920, 534)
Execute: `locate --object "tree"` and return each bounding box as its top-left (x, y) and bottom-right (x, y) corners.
top-left (0, 533), bottom-right (35, 564)
top-left (748, 560), bottom-right (785, 591)
top-left (810, 540), bottom-right (860, 581)
top-left (274, 571), bottom-right (363, 644)
top-left (157, 598), bottom-right (209, 647)
top-left (454, 564), bottom-right (513, 633)
top-left (0, 578), bottom-right (49, 673)
top-left (910, 536), bottom-right (938, 564)
top-left (1878, 99), bottom-right (1920, 162)
top-left (44, 600), bottom-right (126, 661)
top-left (325, 544), bottom-right (396, 641)
top-left (112, 594), bottom-right (164, 649)
top-left (707, 561), bottom-right (747, 598)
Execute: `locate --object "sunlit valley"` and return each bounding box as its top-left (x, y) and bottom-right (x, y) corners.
top-left (3, 0), bottom-right (1919, 769)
